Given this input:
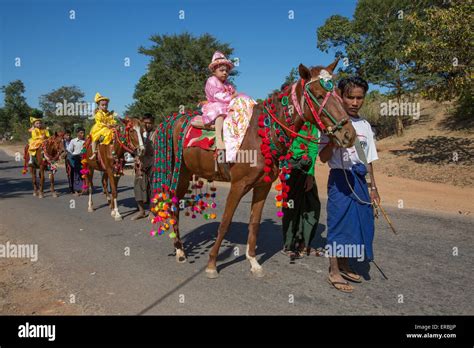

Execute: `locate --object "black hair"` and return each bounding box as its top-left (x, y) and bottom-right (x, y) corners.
top-left (76, 127), bottom-right (85, 133)
top-left (64, 129), bottom-right (72, 134)
top-left (143, 113), bottom-right (154, 121)
top-left (338, 76), bottom-right (369, 97)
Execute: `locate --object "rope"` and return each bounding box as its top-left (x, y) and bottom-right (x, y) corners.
top-left (338, 149), bottom-right (373, 206)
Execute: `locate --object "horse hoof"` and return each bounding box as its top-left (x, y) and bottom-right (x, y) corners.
top-left (205, 268), bottom-right (219, 279)
top-left (88, 207), bottom-right (94, 213)
top-left (52, 192), bottom-right (58, 198)
top-left (251, 268), bottom-right (265, 278)
top-left (114, 215), bottom-right (123, 222)
top-left (38, 193), bottom-right (44, 199)
top-left (33, 192), bottom-right (37, 196)
top-left (111, 210), bottom-right (116, 217)
top-left (176, 250), bottom-right (187, 263)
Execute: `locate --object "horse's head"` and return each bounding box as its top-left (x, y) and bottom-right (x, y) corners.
top-left (123, 117), bottom-right (145, 156)
top-left (298, 58), bottom-right (356, 148)
top-left (44, 132), bottom-right (66, 159)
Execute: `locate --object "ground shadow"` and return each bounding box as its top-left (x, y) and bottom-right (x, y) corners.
top-left (180, 218), bottom-right (327, 272)
top-left (391, 136), bottom-right (473, 165)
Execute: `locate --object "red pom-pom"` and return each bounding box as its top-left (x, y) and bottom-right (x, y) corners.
top-left (276, 195), bottom-right (282, 201)
top-left (263, 166), bottom-right (271, 173)
top-left (299, 144), bottom-right (307, 150)
top-left (264, 176), bottom-right (272, 183)
top-left (265, 159), bottom-right (272, 166)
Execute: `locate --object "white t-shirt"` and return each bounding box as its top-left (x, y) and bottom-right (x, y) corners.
top-left (319, 116), bottom-right (378, 169)
top-left (67, 138), bottom-right (85, 156)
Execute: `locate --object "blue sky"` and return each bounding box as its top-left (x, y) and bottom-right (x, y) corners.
top-left (0, 0), bottom-right (357, 115)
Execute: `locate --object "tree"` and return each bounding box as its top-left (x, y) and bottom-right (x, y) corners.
top-left (405, 0), bottom-right (472, 101)
top-left (39, 86), bottom-right (87, 132)
top-left (316, 0), bottom-right (445, 136)
top-left (127, 32), bottom-right (236, 121)
top-left (0, 80), bottom-right (31, 140)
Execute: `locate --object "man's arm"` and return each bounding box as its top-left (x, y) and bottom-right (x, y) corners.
top-left (319, 142), bottom-right (336, 163)
top-left (368, 162), bottom-right (380, 204)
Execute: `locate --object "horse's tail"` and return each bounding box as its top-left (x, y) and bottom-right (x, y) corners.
top-left (150, 112), bottom-right (192, 197)
top-left (80, 136), bottom-right (92, 190)
top-left (149, 111), bottom-right (193, 237)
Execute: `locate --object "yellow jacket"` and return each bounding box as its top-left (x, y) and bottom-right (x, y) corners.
top-left (28, 128), bottom-right (50, 153)
top-left (90, 109), bottom-right (116, 144)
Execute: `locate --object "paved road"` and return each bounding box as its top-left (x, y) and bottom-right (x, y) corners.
top-left (0, 150), bottom-right (472, 315)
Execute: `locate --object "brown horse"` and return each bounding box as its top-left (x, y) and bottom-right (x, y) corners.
top-left (24, 133), bottom-right (66, 198)
top-left (83, 117), bottom-right (144, 221)
top-left (161, 59), bottom-right (356, 277)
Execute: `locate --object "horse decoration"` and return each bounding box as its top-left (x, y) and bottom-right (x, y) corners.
top-left (149, 58), bottom-right (357, 278)
top-left (22, 132), bottom-right (65, 198)
top-left (80, 117), bottom-right (144, 221)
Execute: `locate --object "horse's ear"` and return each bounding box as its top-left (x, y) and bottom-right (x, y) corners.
top-left (298, 64), bottom-right (311, 81)
top-left (326, 57), bottom-right (340, 74)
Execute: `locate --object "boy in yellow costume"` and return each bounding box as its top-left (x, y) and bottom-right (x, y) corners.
top-left (28, 116), bottom-right (50, 164)
top-left (89, 92), bottom-right (117, 159)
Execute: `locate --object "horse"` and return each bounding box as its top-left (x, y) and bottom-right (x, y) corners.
top-left (23, 132), bottom-right (66, 198)
top-left (154, 58), bottom-right (357, 278)
top-left (82, 117), bottom-right (145, 221)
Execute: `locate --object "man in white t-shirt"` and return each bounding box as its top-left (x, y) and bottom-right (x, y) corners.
top-left (319, 76), bottom-right (380, 293)
top-left (67, 127), bottom-right (86, 195)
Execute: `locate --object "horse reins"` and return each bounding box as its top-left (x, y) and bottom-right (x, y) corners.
top-left (42, 136), bottom-right (63, 163)
top-left (263, 77), bottom-right (348, 145)
top-left (113, 121), bottom-right (137, 154)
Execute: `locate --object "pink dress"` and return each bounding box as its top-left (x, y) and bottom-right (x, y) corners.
top-left (201, 76), bottom-right (236, 124)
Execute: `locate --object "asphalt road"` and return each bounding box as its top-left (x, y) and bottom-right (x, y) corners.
top-left (0, 150), bottom-right (472, 315)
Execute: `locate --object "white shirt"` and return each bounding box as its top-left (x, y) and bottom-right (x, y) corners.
top-left (319, 116), bottom-right (378, 170)
top-left (67, 138), bottom-right (85, 156)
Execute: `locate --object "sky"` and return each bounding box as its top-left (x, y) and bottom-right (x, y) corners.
top-left (0, 0), bottom-right (357, 115)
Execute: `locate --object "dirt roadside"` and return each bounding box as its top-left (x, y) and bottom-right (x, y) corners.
top-left (0, 228), bottom-right (86, 315)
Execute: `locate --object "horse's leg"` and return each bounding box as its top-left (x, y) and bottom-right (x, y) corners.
top-left (31, 167), bottom-right (38, 196)
top-left (206, 182), bottom-right (250, 279)
top-left (50, 172), bottom-right (58, 197)
top-left (101, 172), bottom-right (111, 207)
top-left (173, 169), bottom-right (192, 263)
top-left (109, 172), bottom-right (122, 221)
top-left (87, 168), bottom-right (95, 212)
top-left (38, 165), bottom-right (45, 198)
top-left (246, 184), bottom-right (272, 278)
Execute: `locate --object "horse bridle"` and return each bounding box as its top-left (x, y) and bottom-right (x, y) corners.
top-left (42, 135), bottom-right (64, 163)
top-left (300, 78), bottom-right (349, 136)
top-left (115, 120), bottom-right (140, 154)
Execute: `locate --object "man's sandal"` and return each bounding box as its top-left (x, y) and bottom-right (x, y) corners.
top-left (339, 270), bottom-right (362, 283)
top-left (327, 277), bottom-right (354, 293)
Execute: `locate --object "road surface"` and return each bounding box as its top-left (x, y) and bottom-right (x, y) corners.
top-left (0, 150), bottom-right (472, 315)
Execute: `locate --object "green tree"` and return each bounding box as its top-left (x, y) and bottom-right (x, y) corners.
top-left (127, 32), bottom-right (236, 121)
top-left (39, 86), bottom-right (87, 132)
top-left (316, 0), bottom-right (446, 136)
top-left (405, 0), bottom-right (472, 129)
top-left (0, 80), bottom-right (31, 140)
